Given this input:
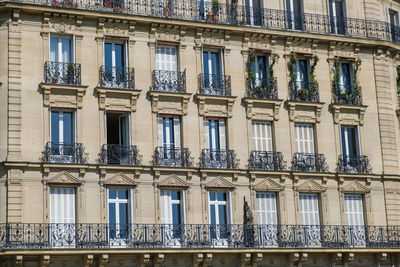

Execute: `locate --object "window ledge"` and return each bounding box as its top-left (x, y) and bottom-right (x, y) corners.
top-left (148, 91), bottom-right (192, 115)
top-left (243, 98), bottom-right (283, 120)
top-left (329, 103), bottom-right (367, 126)
top-left (40, 83), bottom-right (88, 109)
top-left (194, 94), bottom-right (237, 117)
top-left (96, 87), bottom-right (141, 112)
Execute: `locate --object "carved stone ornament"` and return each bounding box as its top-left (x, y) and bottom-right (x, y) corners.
top-left (284, 37), bottom-right (319, 54)
top-left (340, 180), bottom-right (370, 193)
top-left (40, 83), bottom-right (87, 109)
top-left (295, 179), bottom-right (326, 193)
top-left (242, 33), bottom-right (277, 51)
top-left (149, 91), bottom-right (191, 115)
top-left (43, 13), bottom-right (83, 33)
top-left (330, 104), bottom-right (367, 126)
top-left (243, 98), bottom-right (282, 120)
top-left (205, 176), bottom-right (235, 189)
top-left (104, 173), bottom-right (137, 187)
top-left (254, 178), bottom-right (284, 192)
top-left (96, 87), bottom-right (141, 112)
top-left (151, 23), bottom-right (186, 43)
top-left (158, 174), bottom-right (190, 188)
top-left (286, 101), bottom-right (324, 123)
top-left (328, 41), bottom-right (360, 59)
top-left (97, 18), bottom-right (135, 37)
top-left (195, 95), bottom-right (236, 118)
top-left (47, 170), bottom-right (82, 185)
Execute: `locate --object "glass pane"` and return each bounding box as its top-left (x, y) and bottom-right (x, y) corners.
top-left (341, 63), bottom-right (351, 91)
top-left (51, 111), bottom-right (60, 143)
top-left (105, 43), bottom-right (112, 67)
top-left (108, 203), bottom-right (116, 224)
top-left (172, 203), bottom-right (181, 224)
top-left (218, 204), bottom-right (227, 224)
top-left (171, 191), bottom-right (180, 201)
top-left (119, 203), bottom-right (128, 224)
top-left (209, 191), bottom-right (216, 201)
top-left (62, 112), bottom-right (73, 144)
top-left (109, 189), bottom-right (116, 199)
top-left (217, 192), bottom-right (226, 201)
top-left (114, 43), bottom-right (124, 68)
top-left (50, 37), bottom-right (58, 62)
top-left (256, 56), bottom-right (266, 79)
top-left (118, 190), bottom-right (128, 199)
top-left (61, 38), bottom-right (71, 63)
top-left (210, 52), bottom-right (221, 75)
top-left (202, 51), bottom-right (209, 74)
top-left (299, 60), bottom-right (308, 88)
top-left (210, 205), bottom-right (216, 224)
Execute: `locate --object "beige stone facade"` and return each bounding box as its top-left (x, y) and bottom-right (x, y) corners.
top-left (1, 0), bottom-right (400, 266)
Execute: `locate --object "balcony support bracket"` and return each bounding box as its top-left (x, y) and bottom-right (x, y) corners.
top-left (330, 104), bottom-right (367, 126)
top-left (40, 83), bottom-right (87, 109)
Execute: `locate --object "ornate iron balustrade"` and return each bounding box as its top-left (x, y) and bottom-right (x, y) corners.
top-left (333, 84), bottom-right (363, 105)
top-left (5, 0), bottom-right (400, 44)
top-left (198, 74), bottom-right (231, 96)
top-left (44, 61), bottom-right (81, 86)
top-left (152, 70), bottom-right (186, 93)
top-left (289, 81), bottom-right (320, 102)
top-left (291, 153), bottom-right (328, 172)
top-left (247, 78), bottom-right (278, 100)
top-left (337, 155), bottom-right (371, 174)
top-left (2, 223), bottom-right (400, 249)
top-left (248, 151), bottom-right (286, 171)
top-left (151, 146), bottom-right (193, 168)
top-left (98, 144), bottom-right (142, 165)
top-left (41, 142), bottom-right (87, 164)
top-left (199, 149), bottom-right (239, 169)
top-left (99, 65), bottom-right (135, 89)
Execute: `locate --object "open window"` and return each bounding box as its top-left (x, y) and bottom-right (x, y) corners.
top-left (105, 112), bottom-right (130, 164)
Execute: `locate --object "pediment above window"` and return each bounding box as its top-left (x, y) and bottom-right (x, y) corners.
top-left (104, 172), bottom-right (137, 187)
top-left (340, 180), bottom-right (370, 194)
top-left (295, 179), bottom-right (326, 193)
top-left (254, 178), bottom-right (284, 192)
top-left (47, 170), bottom-right (81, 185)
top-left (206, 176), bottom-right (235, 189)
top-left (158, 175), bottom-right (189, 188)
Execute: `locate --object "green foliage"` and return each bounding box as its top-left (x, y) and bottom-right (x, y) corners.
top-left (269, 53), bottom-right (279, 81)
top-left (246, 50), bottom-right (256, 83)
top-left (309, 55), bottom-right (319, 83)
top-left (288, 53), bottom-right (297, 88)
top-left (333, 57), bottom-right (340, 93)
top-left (396, 68), bottom-right (400, 95)
top-left (212, 0), bottom-right (219, 14)
top-left (66, 63), bottom-right (75, 83)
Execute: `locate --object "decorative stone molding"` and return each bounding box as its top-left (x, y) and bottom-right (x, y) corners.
top-left (242, 33), bottom-right (277, 51)
top-left (150, 23), bottom-right (186, 43)
top-left (149, 91), bottom-right (191, 115)
top-left (158, 174), bottom-right (190, 188)
top-left (330, 104), bottom-right (367, 126)
top-left (340, 180), bottom-right (370, 193)
top-left (254, 178), bottom-right (284, 192)
top-left (295, 179), bottom-right (326, 193)
top-left (195, 28), bottom-right (231, 52)
top-left (195, 94), bottom-right (236, 117)
top-left (286, 101), bottom-right (324, 123)
top-left (83, 255), bottom-right (93, 267)
top-left (243, 98), bottom-right (282, 120)
top-left (252, 253), bottom-right (263, 266)
top-left (46, 171), bottom-right (82, 186)
top-left (98, 254), bottom-right (109, 267)
top-left (328, 41), bottom-right (360, 59)
top-left (40, 83), bottom-right (87, 109)
top-left (284, 37), bottom-right (319, 54)
top-left (15, 255), bottom-right (23, 267)
top-left (42, 12), bottom-right (83, 34)
top-left (203, 253), bottom-right (213, 267)
top-left (240, 253), bottom-right (251, 267)
top-left (96, 87), bottom-right (141, 112)
top-left (103, 172), bottom-right (137, 187)
top-left (206, 176), bottom-right (235, 189)
top-left (153, 254), bottom-right (164, 267)
top-left (97, 18), bottom-right (135, 37)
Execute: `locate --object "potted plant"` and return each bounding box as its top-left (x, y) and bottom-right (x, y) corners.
top-left (212, 0), bottom-right (219, 21)
top-left (66, 63), bottom-right (75, 84)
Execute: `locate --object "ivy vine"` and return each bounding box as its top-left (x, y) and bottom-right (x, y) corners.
top-left (397, 67), bottom-right (400, 96)
top-left (288, 53), bottom-right (297, 89)
top-left (309, 55), bottom-right (319, 84)
top-left (269, 53), bottom-right (280, 82)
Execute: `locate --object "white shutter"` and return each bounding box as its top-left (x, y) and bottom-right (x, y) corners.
top-left (173, 117), bottom-right (181, 148)
top-left (156, 46), bottom-right (177, 71)
top-left (295, 124), bottom-right (314, 153)
top-left (158, 117), bottom-right (164, 147)
top-left (204, 119), bottom-right (210, 149)
top-left (256, 192), bottom-right (278, 224)
top-left (218, 119), bottom-right (226, 150)
top-left (345, 194), bottom-right (365, 226)
top-left (299, 193), bottom-right (320, 226)
top-left (181, 190), bottom-right (186, 224)
top-left (160, 190), bottom-right (172, 224)
top-left (253, 122), bottom-right (273, 152)
top-left (50, 188), bottom-right (75, 224)
top-left (227, 191), bottom-right (232, 224)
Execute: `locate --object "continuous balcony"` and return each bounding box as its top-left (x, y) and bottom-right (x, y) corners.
top-left (247, 78), bottom-right (278, 100)
top-left (199, 149), bottom-right (239, 169)
top-left (291, 153), bottom-right (328, 172)
top-left (337, 155), bottom-right (371, 174)
top-left (152, 70), bottom-right (186, 93)
top-left (1, 223), bottom-right (400, 249)
top-left (289, 81), bottom-right (320, 102)
top-left (151, 146), bottom-right (193, 168)
top-left (333, 84), bottom-right (363, 105)
top-left (41, 142), bottom-right (87, 164)
top-left (98, 144), bottom-right (142, 165)
top-left (248, 151), bottom-right (286, 171)
top-left (99, 66), bottom-right (135, 89)
top-left (198, 74), bottom-right (231, 96)
top-left (44, 61), bottom-right (81, 86)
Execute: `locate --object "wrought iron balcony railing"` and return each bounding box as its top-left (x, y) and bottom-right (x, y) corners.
top-left (199, 149), bottom-right (239, 169)
top-left (98, 144), bottom-right (142, 165)
top-left (7, 0), bottom-right (400, 45)
top-left (248, 151), bottom-right (286, 171)
top-left (152, 70), bottom-right (186, 93)
top-left (99, 65), bottom-right (135, 89)
top-left (289, 81), bottom-right (320, 102)
top-left (337, 155), bottom-right (371, 174)
top-left (333, 84), bottom-right (363, 105)
top-left (291, 153), bottom-right (328, 172)
top-left (1, 223), bottom-right (400, 249)
top-left (247, 78), bottom-right (278, 100)
top-left (41, 142), bottom-right (87, 164)
top-left (151, 146), bottom-right (193, 168)
top-left (44, 61), bottom-right (81, 86)
top-left (199, 74), bottom-right (231, 96)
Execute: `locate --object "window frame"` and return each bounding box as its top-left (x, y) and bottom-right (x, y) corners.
top-left (103, 39), bottom-right (128, 68)
top-left (252, 121), bottom-right (274, 152)
top-left (50, 109), bottom-right (76, 145)
top-left (49, 34), bottom-right (75, 63)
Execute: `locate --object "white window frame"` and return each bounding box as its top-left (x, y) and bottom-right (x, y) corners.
top-left (204, 118), bottom-right (226, 151)
top-left (208, 190), bottom-right (232, 246)
top-left (295, 124), bottom-right (315, 154)
top-left (252, 121), bottom-right (273, 152)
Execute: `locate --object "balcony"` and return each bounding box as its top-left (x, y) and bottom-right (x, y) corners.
top-left (1, 223), bottom-right (399, 249)
top-left (248, 151), bottom-right (286, 171)
top-left (199, 149), bottom-right (239, 169)
top-left (44, 61), bottom-right (81, 86)
top-left (333, 84), bottom-right (363, 105)
top-left (198, 74), bottom-right (231, 96)
top-left (247, 78), bottom-right (278, 100)
top-left (152, 146), bottom-right (193, 168)
top-left (99, 65), bottom-right (135, 89)
top-left (98, 144), bottom-right (142, 165)
top-left (291, 153), bottom-right (328, 172)
top-left (41, 142), bottom-right (87, 164)
top-left (289, 81), bottom-right (320, 102)
top-left (152, 70), bottom-right (186, 93)
top-left (337, 155), bottom-right (371, 174)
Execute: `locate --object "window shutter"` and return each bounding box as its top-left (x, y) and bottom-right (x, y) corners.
top-left (218, 119), bottom-right (226, 150)
top-left (306, 125), bottom-right (315, 153)
top-left (227, 191), bottom-right (232, 224)
top-left (345, 194), bottom-right (365, 226)
top-left (158, 117), bottom-right (164, 147)
top-left (156, 46), bottom-right (164, 70)
top-left (257, 192), bottom-right (278, 225)
top-left (204, 119), bottom-right (210, 149)
top-left (181, 190), bottom-right (186, 224)
top-left (173, 117), bottom-right (181, 148)
top-left (299, 193), bottom-right (320, 226)
top-left (50, 188), bottom-right (75, 224)
top-left (295, 124), bottom-right (314, 153)
top-left (160, 190), bottom-right (172, 224)
top-left (252, 122), bottom-right (260, 151)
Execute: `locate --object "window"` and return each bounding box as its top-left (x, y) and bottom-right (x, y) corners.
top-left (160, 190), bottom-right (185, 241)
top-left (104, 40), bottom-right (127, 88)
top-left (202, 49), bottom-right (224, 93)
top-left (252, 121), bottom-right (273, 152)
top-left (299, 193), bottom-right (320, 226)
top-left (294, 59), bottom-right (310, 90)
top-left (108, 189), bottom-right (132, 239)
top-left (106, 113), bottom-right (129, 146)
top-left (250, 54), bottom-right (269, 87)
top-left (344, 194), bottom-right (366, 247)
top-left (286, 0), bottom-right (303, 30)
top-left (256, 192), bottom-right (278, 224)
top-left (49, 36), bottom-right (73, 84)
top-left (338, 62), bottom-right (353, 93)
top-left (158, 116), bottom-right (181, 149)
top-left (389, 9), bottom-right (399, 42)
top-left (341, 126), bottom-right (359, 157)
top-left (204, 119), bottom-right (226, 151)
top-left (295, 124), bottom-right (315, 153)
top-left (50, 36), bottom-right (72, 63)
top-left (245, 0), bottom-right (263, 26)
top-left (156, 45), bottom-right (178, 72)
top-left (329, 0), bottom-right (346, 34)
top-left (209, 191), bottom-right (231, 243)
top-left (50, 110), bottom-right (75, 162)
top-left (50, 187), bottom-right (76, 223)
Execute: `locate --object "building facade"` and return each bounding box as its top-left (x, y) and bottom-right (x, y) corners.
top-left (1, 0), bottom-right (400, 266)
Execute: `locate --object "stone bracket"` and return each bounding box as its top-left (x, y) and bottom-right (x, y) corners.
top-left (195, 94), bottom-right (236, 118)
top-left (286, 101), bottom-right (324, 123)
top-left (40, 83), bottom-right (87, 109)
top-left (243, 98), bottom-right (282, 120)
top-left (330, 103), bottom-right (367, 126)
top-left (96, 87), bottom-right (141, 112)
top-left (148, 91), bottom-right (191, 115)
